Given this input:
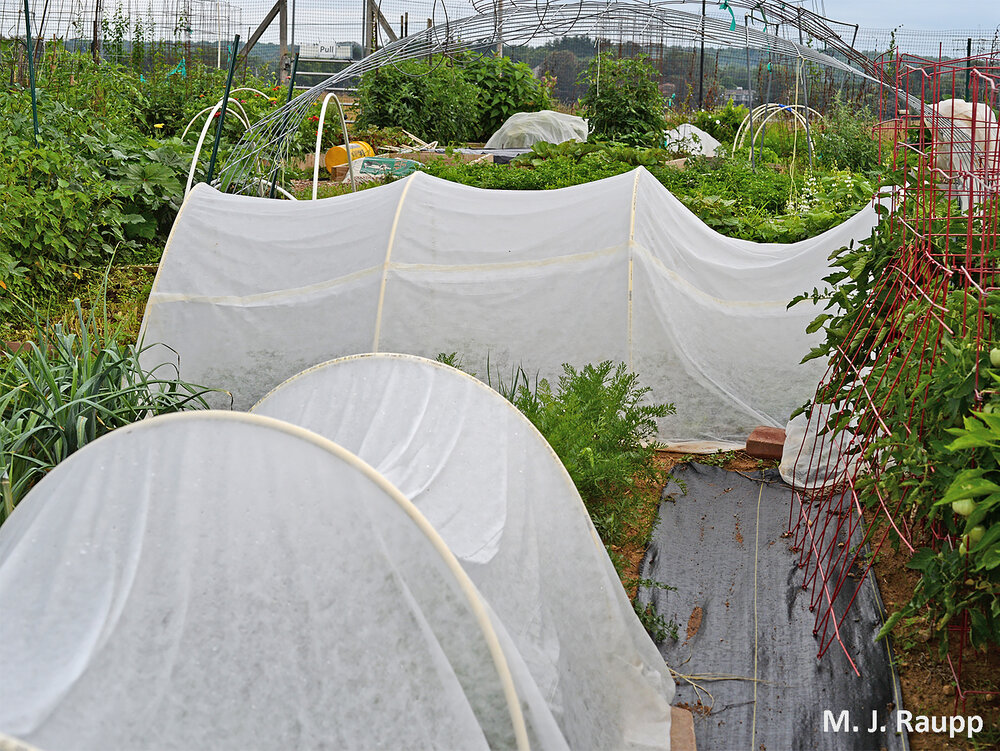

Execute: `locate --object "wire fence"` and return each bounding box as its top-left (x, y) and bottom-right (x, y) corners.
top-left (3, 0), bottom-right (999, 105)
top-left (1, 0), bottom-right (244, 69)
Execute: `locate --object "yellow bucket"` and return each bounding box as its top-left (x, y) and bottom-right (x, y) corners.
top-left (325, 141), bottom-right (374, 173)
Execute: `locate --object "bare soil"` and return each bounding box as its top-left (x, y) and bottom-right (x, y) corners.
top-left (871, 537), bottom-right (1000, 750)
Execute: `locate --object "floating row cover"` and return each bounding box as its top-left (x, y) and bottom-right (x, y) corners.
top-left (252, 353), bottom-right (675, 749)
top-left (138, 168), bottom-right (881, 442)
top-left (484, 110), bottom-right (589, 149)
top-left (662, 124), bottom-right (721, 157)
top-left (0, 412), bottom-right (547, 750)
top-left (0, 356), bottom-right (676, 749)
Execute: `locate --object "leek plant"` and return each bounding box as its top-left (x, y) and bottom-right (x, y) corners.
top-left (0, 300), bottom-right (216, 525)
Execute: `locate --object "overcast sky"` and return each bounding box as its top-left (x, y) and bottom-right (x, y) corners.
top-left (818, 0), bottom-right (995, 30)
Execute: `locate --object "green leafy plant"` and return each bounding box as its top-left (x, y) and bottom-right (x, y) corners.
top-left (628, 576), bottom-right (680, 642)
top-left (813, 98), bottom-right (880, 174)
top-left (460, 355), bottom-right (679, 638)
top-left (877, 411), bottom-right (1000, 649)
top-left (692, 100), bottom-right (749, 144)
top-left (422, 145), bottom-right (871, 243)
top-left (356, 58), bottom-right (481, 144)
top-left (795, 166), bottom-right (1000, 652)
top-left (506, 361), bottom-right (674, 551)
top-left (694, 449), bottom-right (738, 467)
top-left (463, 53), bottom-right (552, 141)
top-left (633, 601), bottom-right (680, 642)
top-left (578, 53), bottom-right (666, 146)
top-left (0, 300), bottom-right (216, 524)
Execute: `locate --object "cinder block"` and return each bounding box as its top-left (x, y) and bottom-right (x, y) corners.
top-left (745, 426), bottom-right (786, 461)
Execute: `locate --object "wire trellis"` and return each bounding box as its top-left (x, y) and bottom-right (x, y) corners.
top-left (218, 0), bottom-right (876, 194)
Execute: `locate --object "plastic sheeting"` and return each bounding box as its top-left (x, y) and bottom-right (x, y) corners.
top-left (484, 110), bottom-right (588, 149)
top-left (251, 353), bottom-right (675, 750)
top-left (640, 464), bottom-right (908, 751)
top-left (662, 124), bottom-right (721, 157)
top-left (138, 168), bottom-right (881, 442)
top-left (0, 412), bottom-right (575, 751)
top-left (779, 412), bottom-right (860, 489)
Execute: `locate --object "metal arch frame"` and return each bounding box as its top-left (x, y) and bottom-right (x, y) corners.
top-left (219, 0), bottom-right (878, 194)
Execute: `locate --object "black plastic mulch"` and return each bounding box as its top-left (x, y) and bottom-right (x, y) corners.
top-left (639, 463), bottom-right (909, 751)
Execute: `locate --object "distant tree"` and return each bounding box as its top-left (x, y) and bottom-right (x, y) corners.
top-left (544, 35), bottom-right (597, 59)
top-left (539, 50), bottom-right (584, 104)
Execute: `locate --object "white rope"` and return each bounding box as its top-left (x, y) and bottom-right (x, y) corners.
top-left (312, 92), bottom-right (357, 200)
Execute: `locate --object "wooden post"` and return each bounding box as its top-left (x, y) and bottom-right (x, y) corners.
top-left (91, 0), bottom-right (102, 62)
top-left (698, 0), bottom-right (705, 109)
top-left (278, 0), bottom-right (288, 83)
top-left (363, 0), bottom-right (373, 55)
top-left (496, 0), bottom-right (503, 56)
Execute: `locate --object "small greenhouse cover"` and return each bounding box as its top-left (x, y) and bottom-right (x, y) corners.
top-left (139, 168), bottom-right (880, 442)
top-left (484, 110), bottom-right (588, 149)
top-left (0, 412), bottom-right (574, 751)
top-left (662, 123), bottom-right (721, 157)
top-left (252, 353), bottom-right (675, 750)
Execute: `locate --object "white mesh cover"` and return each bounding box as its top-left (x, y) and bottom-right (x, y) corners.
top-left (484, 110), bottom-right (588, 149)
top-left (662, 124), bottom-right (721, 156)
top-left (779, 412), bottom-right (861, 489)
top-left (0, 412), bottom-right (555, 751)
top-left (139, 168), bottom-right (879, 441)
top-left (252, 353), bottom-right (675, 750)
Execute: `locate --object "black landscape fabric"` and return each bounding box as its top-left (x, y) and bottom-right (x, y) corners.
top-left (639, 463), bottom-right (909, 751)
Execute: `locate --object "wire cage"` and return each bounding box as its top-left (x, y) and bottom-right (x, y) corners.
top-left (787, 50), bottom-right (999, 702)
top-left (1, 0), bottom-right (243, 72)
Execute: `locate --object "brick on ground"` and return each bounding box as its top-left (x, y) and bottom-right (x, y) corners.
top-left (745, 426), bottom-right (786, 461)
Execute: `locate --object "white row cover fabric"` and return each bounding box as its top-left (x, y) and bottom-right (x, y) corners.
top-left (251, 353), bottom-right (675, 750)
top-left (662, 123), bottom-right (721, 157)
top-left (778, 412), bottom-right (859, 489)
top-left (139, 168), bottom-right (880, 442)
top-left (0, 412), bottom-right (555, 751)
top-left (485, 110), bottom-right (589, 149)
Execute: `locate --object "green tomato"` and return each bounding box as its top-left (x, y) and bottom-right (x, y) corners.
top-left (968, 525), bottom-right (986, 545)
top-left (959, 541), bottom-right (968, 556)
top-left (952, 498), bottom-right (976, 517)
top-left (991, 347), bottom-right (1000, 368)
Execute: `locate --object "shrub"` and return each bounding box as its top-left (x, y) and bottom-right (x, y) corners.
top-left (356, 58), bottom-right (481, 144)
top-left (813, 99), bottom-right (880, 173)
top-left (691, 99), bottom-right (749, 144)
top-left (0, 92), bottom-right (189, 304)
top-left (578, 53), bottom-right (666, 146)
top-left (463, 53), bottom-right (552, 141)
